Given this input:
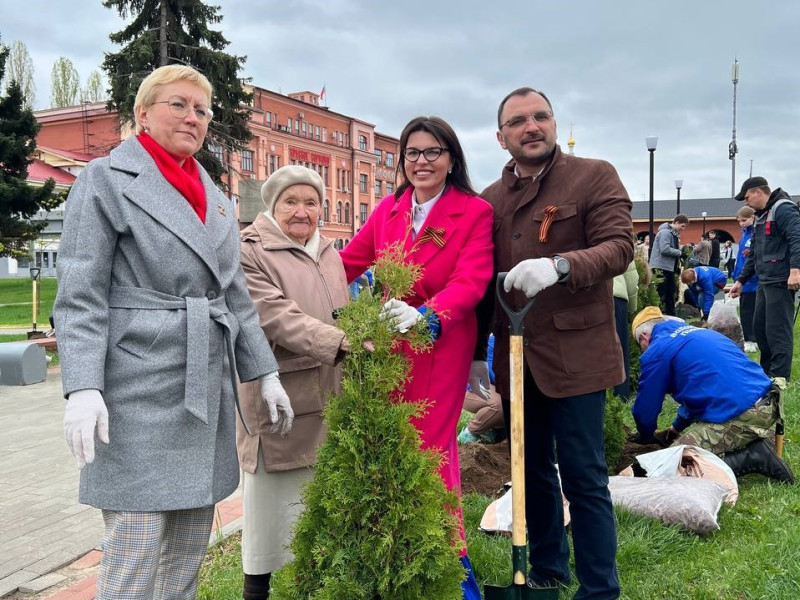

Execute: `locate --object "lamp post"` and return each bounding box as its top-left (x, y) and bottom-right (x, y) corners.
top-left (675, 179), bottom-right (683, 215)
top-left (702, 211), bottom-right (708, 236)
top-left (646, 136), bottom-right (658, 259)
top-left (29, 266), bottom-right (41, 336)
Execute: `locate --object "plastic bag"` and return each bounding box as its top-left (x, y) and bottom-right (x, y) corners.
top-left (611, 445), bottom-right (737, 535)
top-left (608, 476), bottom-right (729, 535)
top-left (707, 298), bottom-right (744, 349)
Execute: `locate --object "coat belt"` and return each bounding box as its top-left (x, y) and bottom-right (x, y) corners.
top-left (107, 285), bottom-right (247, 431)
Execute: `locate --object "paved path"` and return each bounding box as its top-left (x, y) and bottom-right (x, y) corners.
top-left (0, 371), bottom-right (243, 598)
top-left (0, 371), bottom-right (101, 597)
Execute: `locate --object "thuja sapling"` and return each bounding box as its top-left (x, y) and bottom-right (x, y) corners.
top-left (270, 241), bottom-right (465, 600)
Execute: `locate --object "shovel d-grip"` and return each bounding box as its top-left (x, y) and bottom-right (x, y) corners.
top-left (484, 274), bottom-right (556, 600)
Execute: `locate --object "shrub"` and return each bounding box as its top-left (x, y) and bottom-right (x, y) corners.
top-left (605, 390), bottom-right (627, 473)
top-left (270, 242), bottom-right (465, 600)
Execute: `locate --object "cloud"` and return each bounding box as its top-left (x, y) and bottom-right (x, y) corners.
top-left (1, 0), bottom-right (798, 201)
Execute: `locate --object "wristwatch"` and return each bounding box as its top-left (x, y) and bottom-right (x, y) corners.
top-left (552, 255), bottom-right (571, 283)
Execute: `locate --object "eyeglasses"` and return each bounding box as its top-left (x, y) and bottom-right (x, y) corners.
top-left (153, 96), bottom-right (214, 122)
top-left (403, 146), bottom-right (448, 162)
top-left (500, 111), bottom-right (554, 130)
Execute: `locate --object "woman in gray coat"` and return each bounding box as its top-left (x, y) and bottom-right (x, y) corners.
top-left (54, 65), bottom-right (292, 600)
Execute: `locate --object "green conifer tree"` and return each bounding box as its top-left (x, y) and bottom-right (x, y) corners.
top-left (101, 0), bottom-right (252, 184)
top-left (0, 36), bottom-right (58, 258)
top-left (270, 242), bottom-right (465, 600)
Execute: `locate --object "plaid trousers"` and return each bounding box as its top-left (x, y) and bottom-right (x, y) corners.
top-left (96, 507), bottom-right (215, 600)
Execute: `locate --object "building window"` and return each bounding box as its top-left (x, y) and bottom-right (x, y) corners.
top-left (241, 149), bottom-right (254, 172)
top-left (386, 152), bottom-right (395, 168)
top-left (209, 143), bottom-right (224, 164)
top-left (322, 128), bottom-right (327, 142)
top-left (315, 126), bottom-right (320, 140)
top-left (374, 149), bottom-right (382, 164)
top-left (360, 203), bottom-right (368, 225)
top-left (386, 182), bottom-right (394, 195)
top-left (374, 180), bottom-right (382, 196)
top-left (336, 201), bottom-right (342, 222)
top-left (338, 132), bottom-right (344, 147)
top-left (294, 120), bottom-right (300, 135)
top-left (323, 165), bottom-right (329, 186)
top-left (359, 135), bottom-right (367, 151)
top-left (323, 200), bottom-right (330, 221)
top-left (301, 122), bottom-right (307, 136)
top-left (359, 174), bottom-right (368, 193)
top-left (288, 117), bottom-right (292, 132)
top-left (344, 202), bottom-right (350, 223)
top-left (265, 112), bottom-right (271, 127)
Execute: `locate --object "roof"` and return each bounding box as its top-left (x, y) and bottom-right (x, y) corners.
top-left (632, 194), bottom-right (800, 221)
top-left (37, 146), bottom-right (95, 163)
top-left (27, 159), bottom-right (76, 185)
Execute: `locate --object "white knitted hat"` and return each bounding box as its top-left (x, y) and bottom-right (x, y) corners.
top-left (260, 165), bottom-right (325, 214)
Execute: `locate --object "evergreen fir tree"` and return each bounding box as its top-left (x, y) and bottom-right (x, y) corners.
top-left (101, 0), bottom-right (252, 184)
top-left (0, 37), bottom-right (58, 258)
top-left (270, 242), bottom-right (465, 600)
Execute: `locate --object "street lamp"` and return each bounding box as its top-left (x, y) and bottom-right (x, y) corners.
top-left (29, 266), bottom-right (41, 336)
top-left (675, 179), bottom-right (683, 215)
top-left (701, 211), bottom-right (708, 236)
top-left (646, 136), bottom-right (658, 258)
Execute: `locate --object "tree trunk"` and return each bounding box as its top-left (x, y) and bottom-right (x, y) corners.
top-left (159, 1), bottom-right (168, 66)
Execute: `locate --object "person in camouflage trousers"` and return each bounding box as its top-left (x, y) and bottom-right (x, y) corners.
top-left (630, 307), bottom-right (794, 483)
top-left (675, 382), bottom-right (781, 453)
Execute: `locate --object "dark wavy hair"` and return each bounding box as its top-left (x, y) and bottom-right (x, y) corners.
top-left (394, 116), bottom-right (476, 200)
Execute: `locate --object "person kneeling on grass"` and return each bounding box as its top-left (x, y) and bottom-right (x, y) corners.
top-left (630, 306), bottom-right (794, 484)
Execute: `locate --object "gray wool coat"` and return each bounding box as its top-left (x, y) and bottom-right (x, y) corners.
top-left (54, 136), bottom-right (277, 511)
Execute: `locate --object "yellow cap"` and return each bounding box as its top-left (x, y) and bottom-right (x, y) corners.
top-left (631, 306), bottom-right (664, 337)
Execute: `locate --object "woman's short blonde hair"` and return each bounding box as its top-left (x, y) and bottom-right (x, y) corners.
top-left (134, 65), bottom-right (213, 133)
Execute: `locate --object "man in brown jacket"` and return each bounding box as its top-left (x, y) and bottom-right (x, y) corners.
top-left (474, 87), bottom-right (633, 599)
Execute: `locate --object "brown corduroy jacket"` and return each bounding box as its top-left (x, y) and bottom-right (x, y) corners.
top-left (478, 146), bottom-right (634, 399)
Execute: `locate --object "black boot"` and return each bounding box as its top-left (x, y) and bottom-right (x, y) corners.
top-left (243, 572), bottom-right (271, 600)
top-left (722, 438), bottom-right (795, 484)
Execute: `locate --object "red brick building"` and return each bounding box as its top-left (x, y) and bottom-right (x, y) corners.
top-left (33, 89), bottom-right (401, 248)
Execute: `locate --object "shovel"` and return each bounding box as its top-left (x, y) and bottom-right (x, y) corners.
top-left (484, 273), bottom-right (558, 600)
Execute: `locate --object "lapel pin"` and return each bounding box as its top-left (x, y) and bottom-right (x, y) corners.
top-left (217, 204), bottom-right (226, 217)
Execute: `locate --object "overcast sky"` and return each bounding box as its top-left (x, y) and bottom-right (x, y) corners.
top-left (2, 0), bottom-right (799, 204)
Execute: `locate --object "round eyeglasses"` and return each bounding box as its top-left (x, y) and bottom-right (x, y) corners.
top-left (152, 96), bottom-right (214, 123)
top-left (403, 146), bottom-right (448, 162)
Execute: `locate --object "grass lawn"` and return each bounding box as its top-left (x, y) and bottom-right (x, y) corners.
top-left (193, 318), bottom-right (800, 599)
top-left (0, 277), bottom-right (57, 326)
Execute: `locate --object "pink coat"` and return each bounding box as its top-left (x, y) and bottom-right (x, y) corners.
top-left (340, 186), bottom-right (493, 500)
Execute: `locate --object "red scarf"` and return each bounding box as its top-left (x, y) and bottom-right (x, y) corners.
top-left (137, 131), bottom-right (207, 223)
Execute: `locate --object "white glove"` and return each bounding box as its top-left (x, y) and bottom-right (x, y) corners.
top-left (260, 372), bottom-right (294, 435)
top-left (504, 258), bottom-right (559, 298)
top-left (64, 389), bottom-right (109, 469)
top-left (468, 360), bottom-right (490, 400)
top-left (380, 298), bottom-right (422, 333)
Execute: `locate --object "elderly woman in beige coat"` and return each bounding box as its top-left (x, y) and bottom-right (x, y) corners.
top-left (237, 165), bottom-right (350, 600)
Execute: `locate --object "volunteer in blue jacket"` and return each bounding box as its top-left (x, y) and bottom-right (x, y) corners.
top-left (680, 265), bottom-right (727, 321)
top-left (729, 176), bottom-right (800, 380)
top-left (630, 306), bottom-right (794, 483)
top-left (732, 206), bottom-right (759, 352)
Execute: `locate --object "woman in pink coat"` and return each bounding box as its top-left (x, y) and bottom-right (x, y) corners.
top-left (340, 116), bottom-right (493, 599)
